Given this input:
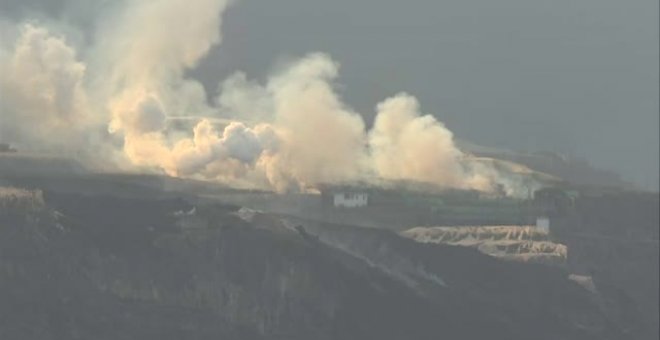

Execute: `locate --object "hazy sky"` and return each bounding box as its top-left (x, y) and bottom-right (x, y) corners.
top-left (2, 0), bottom-right (659, 190)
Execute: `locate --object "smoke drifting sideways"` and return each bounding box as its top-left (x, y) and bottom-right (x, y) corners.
top-left (0, 0), bottom-right (546, 197)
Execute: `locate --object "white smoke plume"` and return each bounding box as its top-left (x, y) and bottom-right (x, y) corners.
top-left (0, 24), bottom-right (92, 151)
top-left (370, 93), bottom-right (465, 188)
top-left (0, 0), bottom-right (546, 196)
top-left (260, 54), bottom-right (368, 191)
top-left (101, 0), bottom-right (231, 171)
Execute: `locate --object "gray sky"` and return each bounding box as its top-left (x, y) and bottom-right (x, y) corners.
top-left (2, 0), bottom-right (659, 190)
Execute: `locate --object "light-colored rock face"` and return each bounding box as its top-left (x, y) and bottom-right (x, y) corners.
top-left (0, 187), bottom-right (45, 213)
top-left (401, 226), bottom-right (567, 265)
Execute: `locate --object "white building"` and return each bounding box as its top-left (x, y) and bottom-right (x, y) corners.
top-left (536, 216), bottom-right (550, 233)
top-left (331, 192), bottom-right (369, 208)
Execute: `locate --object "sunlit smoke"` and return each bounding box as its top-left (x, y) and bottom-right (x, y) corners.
top-left (0, 24), bottom-right (91, 150)
top-left (0, 0), bottom-right (547, 197)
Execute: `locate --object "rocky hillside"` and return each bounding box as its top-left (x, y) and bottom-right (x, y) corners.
top-left (0, 187), bottom-right (636, 339)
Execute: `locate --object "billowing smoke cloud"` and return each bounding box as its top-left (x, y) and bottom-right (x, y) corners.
top-left (169, 120), bottom-right (270, 176)
top-left (0, 24), bottom-right (91, 151)
top-left (101, 0), bottom-right (231, 170)
top-left (261, 54), bottom-right (368, 191)
top-left (370, 94), bottom-right (465, 187)
top-left (0, 0), bottom-right (547, 196)
top-left (217, 72), bottom-right (272, 122)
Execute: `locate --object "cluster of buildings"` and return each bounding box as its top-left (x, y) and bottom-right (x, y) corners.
top-left (317, 183), bottom-right (543, 229)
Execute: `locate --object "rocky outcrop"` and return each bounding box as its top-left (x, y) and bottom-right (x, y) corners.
top-left (400, 226), bottom-right (567, 265)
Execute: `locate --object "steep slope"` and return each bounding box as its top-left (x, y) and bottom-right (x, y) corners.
top-left (0, 187), bottom-right (627, 339)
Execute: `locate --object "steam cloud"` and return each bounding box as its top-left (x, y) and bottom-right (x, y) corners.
top-left (0, 24), bottom-right (92, 151)
top-left (0, 0), bottom-right (544, 197)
